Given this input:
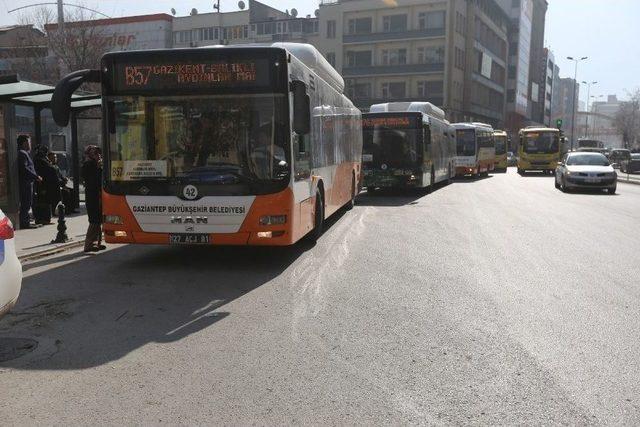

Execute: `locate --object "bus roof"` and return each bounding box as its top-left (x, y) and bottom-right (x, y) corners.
top-left (520, 127), bottom-right (559, 133)
top-left (451, 122), bottom-right (494, 131)
top-left (369, 102), bottom-right (446, 121)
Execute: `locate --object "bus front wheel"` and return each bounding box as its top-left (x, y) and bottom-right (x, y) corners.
top-left (345, 175), bottom-right (356, 210)
top-left (309, 190), bottom-right (324, 242)
top-left (517, 168), bottom-right (524, 175)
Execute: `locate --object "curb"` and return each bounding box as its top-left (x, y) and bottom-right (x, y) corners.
top-left (619, 177), bottom-right (640, 186)
top-left (18, 240), bottom-right (85, 263)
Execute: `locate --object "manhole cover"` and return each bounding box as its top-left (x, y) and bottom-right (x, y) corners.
top-left (0, 338), bottom-right (39, 362)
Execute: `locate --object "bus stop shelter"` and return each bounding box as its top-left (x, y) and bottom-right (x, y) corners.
top-left (0, 75), bottom-right (101, 222)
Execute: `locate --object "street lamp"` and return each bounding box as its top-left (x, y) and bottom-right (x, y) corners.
top-left (582, 80), bottom-right (597, 138)
top-left (567, 56), bottom-right (588, 151)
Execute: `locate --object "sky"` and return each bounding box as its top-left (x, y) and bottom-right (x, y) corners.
top-left (1, 0), bottom-right (639, 103)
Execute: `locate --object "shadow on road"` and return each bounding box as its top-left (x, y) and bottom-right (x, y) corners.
top-left (518, 172), bottom-right (554, 178)
top-left (451, 175), bottom-right (494, 183)
top-left (0, 236), bottom-right (316, 370)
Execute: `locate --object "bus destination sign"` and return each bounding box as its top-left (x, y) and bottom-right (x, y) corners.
top-left (362, 116), bottom-right (416, 129)
top-left (113, 59), bottom-right (270, 91)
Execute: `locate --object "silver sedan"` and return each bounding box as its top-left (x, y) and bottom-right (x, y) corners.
top-left (555, 152), bottom-right (617, 194)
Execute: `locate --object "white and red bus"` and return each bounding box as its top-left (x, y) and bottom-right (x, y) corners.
top-left (452, 122), bottom-right (495, 177)
top-left (52, 43), bottom-right (362, 245)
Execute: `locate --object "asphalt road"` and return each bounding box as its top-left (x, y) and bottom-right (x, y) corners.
top-left (1, 169), bottom-right (639, 425)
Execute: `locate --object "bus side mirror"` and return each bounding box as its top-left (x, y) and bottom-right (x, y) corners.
top-left (52, 69), bottom-right (101, 127)
top-left (291, 80), bottom-right (310, 136)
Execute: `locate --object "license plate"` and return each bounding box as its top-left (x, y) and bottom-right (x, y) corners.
top-left (585, 178), bottom-right (600, 183)
top-left (169, 234), bottom-right (210, 245)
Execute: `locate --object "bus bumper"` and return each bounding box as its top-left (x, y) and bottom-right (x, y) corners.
top-left (456, 166), bottom-right (478, 176)
top-left (102, 190), bottom-right (304, 246)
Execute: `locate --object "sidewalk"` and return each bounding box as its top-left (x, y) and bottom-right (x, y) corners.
top-left (618, 172), bottom-right (640, 185)
top-left (15, 210), bottom-right (89, 262)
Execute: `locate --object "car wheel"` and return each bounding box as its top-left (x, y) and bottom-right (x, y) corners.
top-left (554, 175), bottom-right (560, 189)
top-left (608, 187), bottom-right (616, 195)
top-left (517, 168), bottom-right (523, 175)
top-left (561, 177), bottom-right (569, 193)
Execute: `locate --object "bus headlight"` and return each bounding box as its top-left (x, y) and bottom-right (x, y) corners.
top-left (259, 215), bottom-right (287, 226)
top-left (104, 215), bottom-right (123, 225)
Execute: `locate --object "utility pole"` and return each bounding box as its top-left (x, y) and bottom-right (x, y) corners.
top-left (57, 0), bottom-right (64, 30)
top-left (567, 56), bottom-right (588, 151)
top-left (582, 81), bottom-right (597, 138)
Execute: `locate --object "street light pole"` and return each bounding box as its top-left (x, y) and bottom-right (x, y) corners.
top-left (57, 0), bottom-right (64, 30)
top-left (567, 56), bottom-right (588, 151)
top-left (582, 80), bottom-right (597, 138)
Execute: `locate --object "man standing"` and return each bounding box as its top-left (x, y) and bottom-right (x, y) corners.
top-left (17, 135), bottom-right (41, 229)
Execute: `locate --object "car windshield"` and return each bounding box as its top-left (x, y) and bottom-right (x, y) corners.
top-left (108, 94), bottom-right (289, 184)
top-left (363, 127), bottom-right (420, 168)
top-left (523, 131), bottom-right (559, 154)
top-left (632, 154), bottom-right (640, 160)
top-left (456, 129), bottom-right (476, 156)
top-left (566, 154), bottom-right (610, 166)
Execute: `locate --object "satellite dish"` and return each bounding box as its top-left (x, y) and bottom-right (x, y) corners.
top-left (238, 1), bottom-right (246, 10)
top-left (315, 9), bottom-right (320, 17)
top-left (190, 8), bottom-right (198, 15)
top-left (291, 8), bottom-right (298, 17)
top-left (170, 8), bottom-right (176, 16)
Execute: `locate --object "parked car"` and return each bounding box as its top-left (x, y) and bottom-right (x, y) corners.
top-left (507, 151), bottom-right (517, 166)
top-left (555, 152), bottom-right (617, 194)
top-left (0, 209), bottom-right (22, 319)
top-left (620, 153), bottom-right (640, 173)
top-left (609, 149), bottom-right (631, 168)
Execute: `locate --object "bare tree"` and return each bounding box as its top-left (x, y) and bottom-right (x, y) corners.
top-left (14, 4), bottom-right (108, 82)
top-left (614, 90), bottom-right (640, 149)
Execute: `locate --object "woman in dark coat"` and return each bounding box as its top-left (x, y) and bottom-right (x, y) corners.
top-left (33, 145), bottom-right (60, 225)
top-left (82, 145), bottom-right (105, 252)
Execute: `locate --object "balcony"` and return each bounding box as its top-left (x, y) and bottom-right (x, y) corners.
top-left (343, 62), bottom-right (444, 77)
top-left (343, 28), bottom-right (445, 44)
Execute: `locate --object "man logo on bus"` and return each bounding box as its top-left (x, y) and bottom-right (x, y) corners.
top-left (183, 185), bottom-right (198, 200)
top-left (381, 164), bottom-right (388, 171)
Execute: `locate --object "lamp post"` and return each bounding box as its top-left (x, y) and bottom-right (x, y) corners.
top-left (567, 56), bottom-right (588, 151)
top-left (582, 80), bottom-right (597, 138)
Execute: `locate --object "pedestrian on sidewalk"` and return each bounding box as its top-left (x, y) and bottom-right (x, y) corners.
top-left (33, 145), bottom-right (59, 225)
top-left (82, 145), bottom-right (105, 252)
top-left (17, 135), bottom-right (42, 229)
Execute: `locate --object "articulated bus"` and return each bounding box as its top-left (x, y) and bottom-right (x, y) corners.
top-left (361, 102), bottom-right (456, 191)
top-left (517, 127), bottom-right (561, 175)
top-left (52, 43), bottom-right (362, 245)
top-left (493, 130), bottom-right (508, 172)
top-left (453, 122), bottom-right (496, 177)
top-left (577, 138), bottom-right (604, 149)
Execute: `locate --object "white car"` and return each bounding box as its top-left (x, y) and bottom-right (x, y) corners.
top-left (555, 152), bottom-right (617, 194)
top-left (0, 209), bottom-right (22, 319)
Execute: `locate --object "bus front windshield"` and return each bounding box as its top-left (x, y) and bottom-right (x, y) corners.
top-left (108, 94), bottom-right (289, 185)
top-left (456, 129), bottom-right (476, 156)
top-left (363, 127), bottom-right (420, 169)
top-left (522, 132), bottom-right (559, 154)
top-left (495, 136), bottom-right (507, 155)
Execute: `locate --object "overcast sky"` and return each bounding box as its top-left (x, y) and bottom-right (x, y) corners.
top-left (1, 0), bottom-right (638, 102)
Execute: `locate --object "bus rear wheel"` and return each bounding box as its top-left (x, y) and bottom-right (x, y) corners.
top-left (345, 175), bottom-right (356, 210)
top-left (517, 168), bottom-right (524, 175)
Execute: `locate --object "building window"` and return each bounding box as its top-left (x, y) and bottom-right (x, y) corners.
top-left (382, 48), bottom-right (407, 65)
top-left (455, 12), bottom-right (466, 35)
top-left (244, 25), bottom-right (249, 38)
top-left (347, 80), bottom-right (372, 99)
top-left (417, 81), bottom-right (444, 97)
top-left (507, 89), bottom-right (515, 102)
top-left (382, 82), bottom-right (406, 99)
top-left (327, 20), bottom-right (336, 38)
top-left (454, 47), bottom-right (465, 70)
top-left (383, 14), bottom-right (407, 32)
top-left (348, 17), bottom-right (372, 34)
top-left (346, 50), bottom-right (373, 67)
top-left (326, 52), bottom-right (336, 67)
top-left (419, 11), bottom-right (446, 30)
top-left (417, 46), bottom-right (445, 64)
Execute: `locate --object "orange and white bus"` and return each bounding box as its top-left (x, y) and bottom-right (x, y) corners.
top-left (52, 43), bottom-right (362, 245)
top-left (452, 122), bottom-right (495, 177)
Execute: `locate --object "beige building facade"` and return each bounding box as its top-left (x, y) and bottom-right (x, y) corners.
top-left (316, 0), bottom-right (509, 126)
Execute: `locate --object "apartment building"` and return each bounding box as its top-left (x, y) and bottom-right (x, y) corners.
top-left (553, 77), bottom-right (580, 144)
top-left (542, 48), bottom-right (558, 127)
top-left (172, 0), bottom-right (319, 48)
top-left (496, 0), bottom-right (547, 133)
top-left (315, 0), bottom-right (509, 126)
